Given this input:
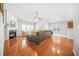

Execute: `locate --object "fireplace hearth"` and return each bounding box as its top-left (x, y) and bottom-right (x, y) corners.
top-left (9, 30), bottom-right (16, 39)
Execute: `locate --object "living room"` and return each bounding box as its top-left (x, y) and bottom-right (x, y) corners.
top-left (0, 3), bottom-right (79, 56)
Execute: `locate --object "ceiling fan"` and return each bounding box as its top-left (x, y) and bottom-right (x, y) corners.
top-left (34, 11), bottom-right (41, 21)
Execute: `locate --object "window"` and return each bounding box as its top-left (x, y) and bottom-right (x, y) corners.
top-left (26, 24), bottom-right (34, 32)
top-left (30, 25), bottom-right (34, 31)
top-left (49, 22), bottom-right (67, 35)
top-left (26, 25), bottom-right (30, 32)
top-left (36, 24), bottom-right (42, 31)
top-left (22, 24), bottom-right (34, 32)
top-left (22, 24), bottom-right (26, 32)
top-left (52, 26), bottom-right (60, 34)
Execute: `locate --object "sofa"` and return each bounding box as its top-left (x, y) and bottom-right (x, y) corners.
top-left (27, 30), bottom-right (53, 44)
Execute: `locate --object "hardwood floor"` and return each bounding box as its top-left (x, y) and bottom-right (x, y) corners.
top-left (3, 36), bottom-right (74, 56)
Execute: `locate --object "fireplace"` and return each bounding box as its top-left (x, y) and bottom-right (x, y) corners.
top-left (9, 30), bottom-right (16, 39)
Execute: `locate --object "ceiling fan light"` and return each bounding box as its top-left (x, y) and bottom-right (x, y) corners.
top-left (33, 12), bottom-right (41, 21)
top-left (35, 18), bottom-right (39, 21)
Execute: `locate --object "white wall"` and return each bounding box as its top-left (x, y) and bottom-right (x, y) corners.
top-left (0, 12), bottom-right (4, 56)
top-left (73, 4), bottom-right (79, 56)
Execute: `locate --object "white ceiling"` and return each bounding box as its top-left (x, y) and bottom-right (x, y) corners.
top-left (5, 3), bottom-right (76, 23)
